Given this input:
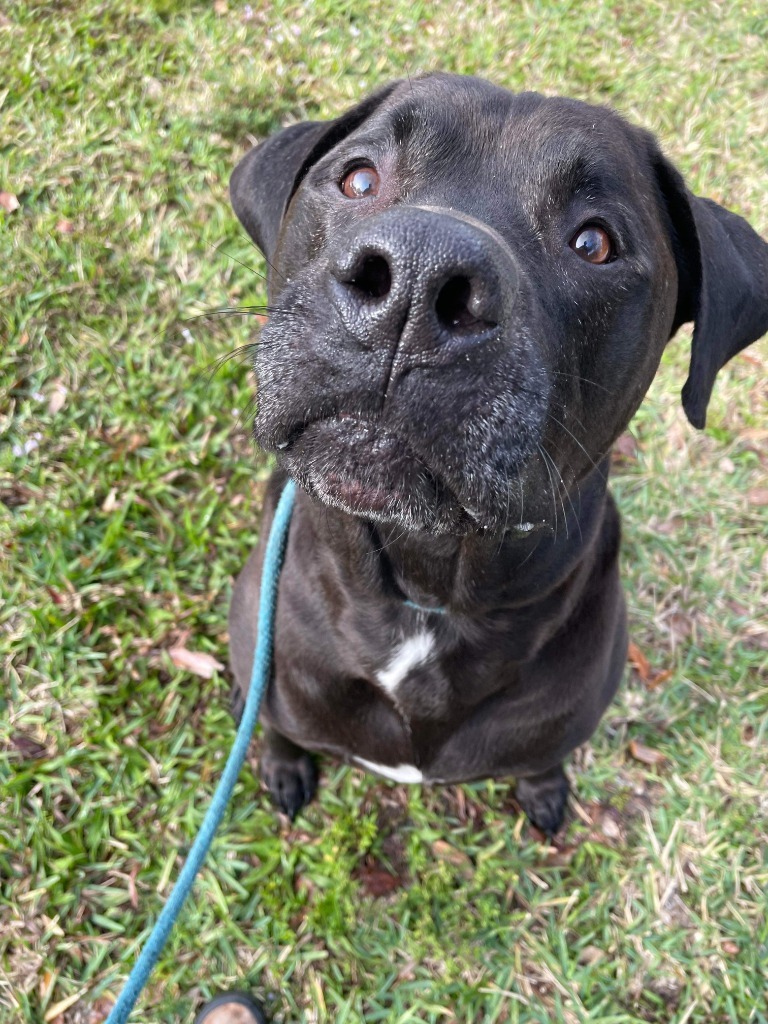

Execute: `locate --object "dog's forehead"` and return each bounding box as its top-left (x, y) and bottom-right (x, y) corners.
top-left (356, 75), bottom-right (648, 199)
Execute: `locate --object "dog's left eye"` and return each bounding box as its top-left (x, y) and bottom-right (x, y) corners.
top-left (570, 224), bottom-right (613, 264)
top-left (340, 166), bottom-right (380, 199)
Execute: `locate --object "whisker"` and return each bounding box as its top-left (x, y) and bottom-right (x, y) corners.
top-left (515, 533), bottom-right (543, 570)
top-left (544, 440), bottom-right (583, 544)
top-left (546, 412), bottom-right (601, 474)
top-left (184, 302), bottom-right (300, 322)
top-left (537, 442), bottom-right (561, 541)
top-left (234, 391), bottom-right (261, 432)
top-left (197, 344), bottom-right (260, 385)
top-left (544, 443), bottom-right (569, 540)
top-left (496, 467), bottom-right (512, 556)
top-left (211, 244), bottom-right (271, 285)
top-left (227, 229), bottom-right (289, 287)
top-left (249, 238), bottom-right (288, 286)
top-left (552, 370), bottom-right (614, 395)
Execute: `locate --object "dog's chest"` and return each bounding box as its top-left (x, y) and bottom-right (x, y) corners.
top-left (376, 626), bottom-right (457, 713)
top-left (351, 625), bottom-right (455, 782)
top-left (374, 628), bottom-right (438, 698)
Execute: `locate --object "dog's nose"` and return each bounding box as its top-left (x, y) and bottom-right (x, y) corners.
top-left (328, 206), bottom-right (516, 349)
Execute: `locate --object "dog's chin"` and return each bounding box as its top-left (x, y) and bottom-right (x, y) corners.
top-left (277, 418), bottom-right (486, 535)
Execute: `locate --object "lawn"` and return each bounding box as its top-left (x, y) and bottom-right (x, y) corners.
top-left (1, 1), bottom-right (766, 1022)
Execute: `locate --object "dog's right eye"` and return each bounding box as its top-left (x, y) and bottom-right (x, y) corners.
top-left (340, 166), bottom-right (380, 199)
top-left (570, 224), bottom-right (613, 264)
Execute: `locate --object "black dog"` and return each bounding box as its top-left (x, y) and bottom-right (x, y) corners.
top-left (227, 73), bottom-right (768, 834)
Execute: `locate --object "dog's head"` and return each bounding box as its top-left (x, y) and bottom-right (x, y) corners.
top-left (231, 73), bottom-right (768, 535)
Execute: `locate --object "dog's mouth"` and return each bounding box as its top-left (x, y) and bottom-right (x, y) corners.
top-left (277, 415), bottom-right (480, 533)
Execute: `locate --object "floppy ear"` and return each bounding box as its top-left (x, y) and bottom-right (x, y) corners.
top-left (230, 82), bottom-right (401, 267)
top-left (653, 153), bottom-right (768, 428)
top-left (230, 119), bottom-right (329, 261)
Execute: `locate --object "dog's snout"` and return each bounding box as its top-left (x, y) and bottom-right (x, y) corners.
top-left (328, 207), bottom-right (516, 350)
top-left (335, 252), bottom-right (393, 301)
top-left (435, 274), bottom-right (497, 332)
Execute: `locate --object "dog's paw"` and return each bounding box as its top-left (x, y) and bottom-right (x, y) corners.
top-left (516, 769), bottom-right (569, 837)
top-left (261, 751), bottom-right (318, 820)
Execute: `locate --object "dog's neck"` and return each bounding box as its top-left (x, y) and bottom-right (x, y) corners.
top-left (305, 458), bottom-right (613, 616)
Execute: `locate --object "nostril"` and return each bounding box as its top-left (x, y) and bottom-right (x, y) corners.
top-left (346, 254), bottom-right (392, 300)
top-left (435, 275), bottom-right (484, 332)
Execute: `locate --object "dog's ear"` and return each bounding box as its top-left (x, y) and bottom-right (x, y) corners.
top-left (652, 150), bottom-right (768, 428)
top-left (230, 82), bottom-right (401, 265)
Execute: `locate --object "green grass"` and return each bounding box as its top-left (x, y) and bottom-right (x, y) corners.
top-left (1, 1), bottom-right (767, 1022)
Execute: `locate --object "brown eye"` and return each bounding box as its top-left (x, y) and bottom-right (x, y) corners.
top-left (340, 166), bottom-right (380, 199)
top-left (570, 224), bottom-right (613, 264)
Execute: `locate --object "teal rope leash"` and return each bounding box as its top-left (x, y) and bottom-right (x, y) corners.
top-left (105, 479), bottom-right (297, 1024)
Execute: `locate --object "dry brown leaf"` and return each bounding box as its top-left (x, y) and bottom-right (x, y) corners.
top-left (44, 990), bottom-right (86, 1022)
top-left (662, 610), bottom-right (694, 644)
top-left (48, 996), bottom-right (114, 1024)
top-left (39, 969), bottom-right (55, 1001)
top-left (600, 813), bottom-right (621, 840)
top-left (628, 739), bottom-right (667, 766)
top-left (168, 646), bottom-right (224, 678)
top-left (101, 487), bottom-right (119, 513)
top-left (646, 669), bottom-right (672, 691)
top-left (0, 481), bottom-right (35, 507)
top-left (628, 640), bottom-right (671, 689)
top-left (0, 190), bottom-right (20, 213)
top-left (578, 945), bottom-right (606, 965)
top-left (747, 488), bottom-right (768, 507)
top-left (11, 733), bottom-right (48, 760)
top-left (431, 839), bottom-right (474, 877)
top-left (740, 352), bottom-right (765, 368)
top-left (82, 998), bottom-right (115, 1024)
top-left (612, 432), bottom-right (639, 465)
top-left (48, 381), bottom-right (67, 415)
top-left (654, 513), bottom-right (684, 536)
top-left (743, 626), bottom-right (768, 651)
top-left (355, 860), bottom-right (403, 897)
top-left (543, 843), bottom-right (578, 866)
top-left (627, 641), bottom-right (651, 683)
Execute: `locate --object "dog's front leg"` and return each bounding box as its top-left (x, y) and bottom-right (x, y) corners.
top-left (260, 726), bottom-right (318, 820)
top-left (515, 764), bottom-right (569, 836)
top-left (229, 676), bottom-right (317, 819)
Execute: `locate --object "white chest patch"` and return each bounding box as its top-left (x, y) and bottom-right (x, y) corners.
top-left (354, 757), bottom-right (424, 783)
top-left (375, 630), bottom-right (436, 695)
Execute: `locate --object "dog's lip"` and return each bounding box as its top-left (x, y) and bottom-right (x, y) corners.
top-left (276, 412), bottom-right (483, 523)
top-left (276, 411), bottom-right (357, 451)
top-left (273, 414), bottom-right (549, 535)
top-left (280, 411), bottom-right (445, 486)
top-left (276, 411), bottom-right (403, 459)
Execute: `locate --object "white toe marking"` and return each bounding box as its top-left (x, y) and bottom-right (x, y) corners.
top-left (376, 630), bottom-right (435, 695)
top-left (355, 758), bottom-right (424, 783)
